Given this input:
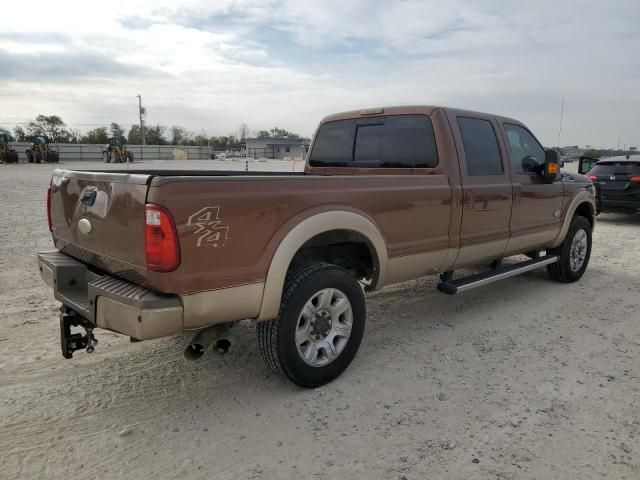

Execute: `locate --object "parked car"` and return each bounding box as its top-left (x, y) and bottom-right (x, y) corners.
top-left (38, 105), bottom-right (596, 387)
top-left (580, 155), bottom-right (640, 214)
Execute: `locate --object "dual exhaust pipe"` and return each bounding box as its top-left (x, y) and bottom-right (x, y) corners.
top-left (184, 323), bottom-right (234, 361)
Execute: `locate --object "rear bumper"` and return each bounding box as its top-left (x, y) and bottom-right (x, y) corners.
top-left (598, 198), bottom-right (640, 213)
top-left (37, 251), bottom-right (183, 339)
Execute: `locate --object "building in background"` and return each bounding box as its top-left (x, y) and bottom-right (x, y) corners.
top-left (245, 137), bottom-right (311, 159)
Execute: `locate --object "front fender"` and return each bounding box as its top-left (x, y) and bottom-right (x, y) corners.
top-left (550, 190), bottom-right (596, 248)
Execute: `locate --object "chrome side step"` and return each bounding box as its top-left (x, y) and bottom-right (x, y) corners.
top-left (437, 255), bottom-right (558, 295)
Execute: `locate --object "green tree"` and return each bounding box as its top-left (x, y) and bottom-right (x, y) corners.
top-left (110, 122), bottom-right (126, 139)
top-left (13, 126), bottom-right (27, 141)
top-left (127, 125), bottom-right (142, 144)
top-left (256, 130), bottom-right (270, 138)
top-left (26, 114), bottom-right (71, 142)
top-left (146, 124), bottom-right (167, 145)
top-left (0, 127), bottom-right (14, 142)
top-left (82, 127), bottom-right (109, 144)
top-left (582, 148), bottom-right (601, 158)
top-left (238, 123), bottom-right (250, 141)
top-left (169, 126), bottom-right (191, 145)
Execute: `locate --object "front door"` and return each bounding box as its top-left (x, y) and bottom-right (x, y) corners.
top-left (446, 111), bottom-right (514, 268)
top-left (499, 122), bottom-right (563, 255)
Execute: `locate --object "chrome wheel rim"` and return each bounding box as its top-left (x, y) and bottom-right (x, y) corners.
top-left (569, 229), bottom-right (588, 272)
top-left (295, 288), bottom-right (353, 367)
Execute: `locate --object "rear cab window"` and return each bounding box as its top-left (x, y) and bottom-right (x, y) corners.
top-left (590, 162), bottom-right (640, 175)
top-left (456, 117), bottom-right (503, 176)
top-left (309, 115), bottom-right (438, 169)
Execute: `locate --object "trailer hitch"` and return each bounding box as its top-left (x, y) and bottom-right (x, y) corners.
top-left (59, 306), bottom-right (98, 359)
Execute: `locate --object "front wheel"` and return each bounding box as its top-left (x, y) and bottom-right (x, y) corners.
top-left (257, 263), bottom-right (366, 388)
top-left (547, 215), bottom-right (592, 282)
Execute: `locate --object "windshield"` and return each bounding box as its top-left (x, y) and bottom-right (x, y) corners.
top-left (591, 162), bottom-right (640, 175)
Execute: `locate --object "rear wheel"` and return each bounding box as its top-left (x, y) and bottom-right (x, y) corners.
top-left (35, 152), bottom-right (42, 164)
top-left (127, 151), bottom-right (134, 163)
top-left (51, 151), bottom-right (59, 163)
top-left (257, 263), bottom-right (366, 388)
top-left (27, 151), bottom-right (34, 163)
top-left (9, 151), bottom-right (18, 163)
top-left (547, 215), bottom-right (592, 282)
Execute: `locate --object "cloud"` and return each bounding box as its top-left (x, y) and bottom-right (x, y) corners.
top-left (0, 49), bottom-right (165, 81)
top-left (0, 0), bottom-right (639, 147)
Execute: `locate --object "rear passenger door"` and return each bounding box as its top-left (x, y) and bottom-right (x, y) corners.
top-left (446, 112), bottom-right (513, 267)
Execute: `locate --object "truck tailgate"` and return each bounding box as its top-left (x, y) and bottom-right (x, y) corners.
top-left (50, 169), bottom-right (151, 283)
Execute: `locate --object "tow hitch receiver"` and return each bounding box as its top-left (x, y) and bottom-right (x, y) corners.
top-left (59, 306), bottom-right (98, 359)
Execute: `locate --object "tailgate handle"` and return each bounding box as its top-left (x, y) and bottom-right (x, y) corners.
top-left (80, 190), bottom-right (97, 206)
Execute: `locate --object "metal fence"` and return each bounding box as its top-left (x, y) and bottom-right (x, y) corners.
top-left (9, 143), bottom-right (214, 162)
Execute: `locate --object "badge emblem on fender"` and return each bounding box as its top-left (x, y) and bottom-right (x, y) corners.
top-left (187, 206), bottom-right (230, 247)
top-left (78, 218), bottom-right (93, 235)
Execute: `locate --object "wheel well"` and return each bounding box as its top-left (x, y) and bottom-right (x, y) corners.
top-left (287, 230), bottom-right (377, 284)
top-left (574, 202), bottom-right (594, 228)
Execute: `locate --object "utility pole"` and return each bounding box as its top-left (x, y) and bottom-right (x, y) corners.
top-left (556, 96), bottom-right (564, 148)
top-left (137, 94), bottom-right (146, 145)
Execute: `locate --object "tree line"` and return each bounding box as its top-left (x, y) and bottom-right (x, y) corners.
top-left (0, 115), bottom-right (302, 148)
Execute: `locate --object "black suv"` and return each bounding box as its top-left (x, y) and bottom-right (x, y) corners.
top-left (582, 155), bottom-right (640, 214)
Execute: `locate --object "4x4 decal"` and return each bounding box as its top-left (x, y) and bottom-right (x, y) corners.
top-left (186, 206), bottom-right (230, 247)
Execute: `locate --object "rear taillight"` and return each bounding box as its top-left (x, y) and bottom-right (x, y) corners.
top-left (46, 185), bottom-right (52, 232)
top-left (629, 176), bottom-right (640, 183)
top-left (144, 204), bottom-right (180, 272)
top-left (587, 174), bottom-right (598, 182)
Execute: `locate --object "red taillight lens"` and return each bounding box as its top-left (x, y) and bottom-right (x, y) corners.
top-left (587, 174), bottom-right (598, 182)
top-left (629, 176), bottom-right (640, 183)
top-left (144, 204), bottom-right (180, 272)
top-left (47, 185), bottom-right (52, 232)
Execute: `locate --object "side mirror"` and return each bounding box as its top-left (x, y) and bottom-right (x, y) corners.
top-left (543, 149), bottom-right (560, 183)
top-left (578, 156), bottom-right (598, 174)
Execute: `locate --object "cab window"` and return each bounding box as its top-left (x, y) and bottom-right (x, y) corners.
top-left (504, 124), bottom-right (546, 173)
top-left (457, 117), bottom-right (503, 175)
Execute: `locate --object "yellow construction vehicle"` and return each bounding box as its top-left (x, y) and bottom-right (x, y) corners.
top-left (26, 136), bottom-right (59, 163)
top-left (1, 135), bottom-right (19, 163)
top-left (103, 137), bottom-right (134, 163)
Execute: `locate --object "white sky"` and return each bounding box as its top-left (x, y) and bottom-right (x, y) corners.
top-left (1, 0), bottom-right (639, 147)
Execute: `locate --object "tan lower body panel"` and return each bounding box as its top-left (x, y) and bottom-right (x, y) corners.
top-left (383, 250), bottom-right (449, 287)
top-left (181, 282), bottom-right (265, 329)
top-left (453, 239), bottom-right (508, 269)
top-left (96, 296), bottom-right (183, 340)
top-left (503, 227), bottom-right (559, 257)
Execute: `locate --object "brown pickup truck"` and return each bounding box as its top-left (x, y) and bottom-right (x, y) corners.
top-left (38, 106), bottom-right (596, 387)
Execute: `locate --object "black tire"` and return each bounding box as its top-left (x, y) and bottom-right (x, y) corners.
top-left (547, 215), bottom-right (592, 282)
top-left (9, 151), bottom-right (19, 163)
top-left (27, 151), bottom-right (34, 163)
top-left (103, 152), bottom-right (111, 163)
top-left (35, 152), bottom-right (42, 164)
top-left (257, 263), bottom-right (366, 388)
top-left (127, 151), bottom-right (134, 163)
top-left (52, 152), bottom-right (59, 163)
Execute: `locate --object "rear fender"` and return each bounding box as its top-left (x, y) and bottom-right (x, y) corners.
top-left (256, 211), bottom-right (388, 321)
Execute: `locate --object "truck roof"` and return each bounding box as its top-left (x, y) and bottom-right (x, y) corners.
top-left (320, 105), bottom-right (522, 125)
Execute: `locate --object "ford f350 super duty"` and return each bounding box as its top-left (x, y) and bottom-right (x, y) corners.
top-left (38, 106), bottom-right (596, 387)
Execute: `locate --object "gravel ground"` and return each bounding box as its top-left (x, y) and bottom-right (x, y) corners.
top-left (0, 160), bottom-right (639, 480)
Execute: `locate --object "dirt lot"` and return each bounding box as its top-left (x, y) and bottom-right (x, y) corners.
top-left (1, 160), bottom-right (638, 480)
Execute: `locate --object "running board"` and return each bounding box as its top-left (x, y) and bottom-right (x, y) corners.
top-left (437, 256), bottom-right (558, 295)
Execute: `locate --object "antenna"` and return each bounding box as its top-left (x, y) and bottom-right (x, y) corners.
top-left (556, 96), bottom-right (564, 148)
